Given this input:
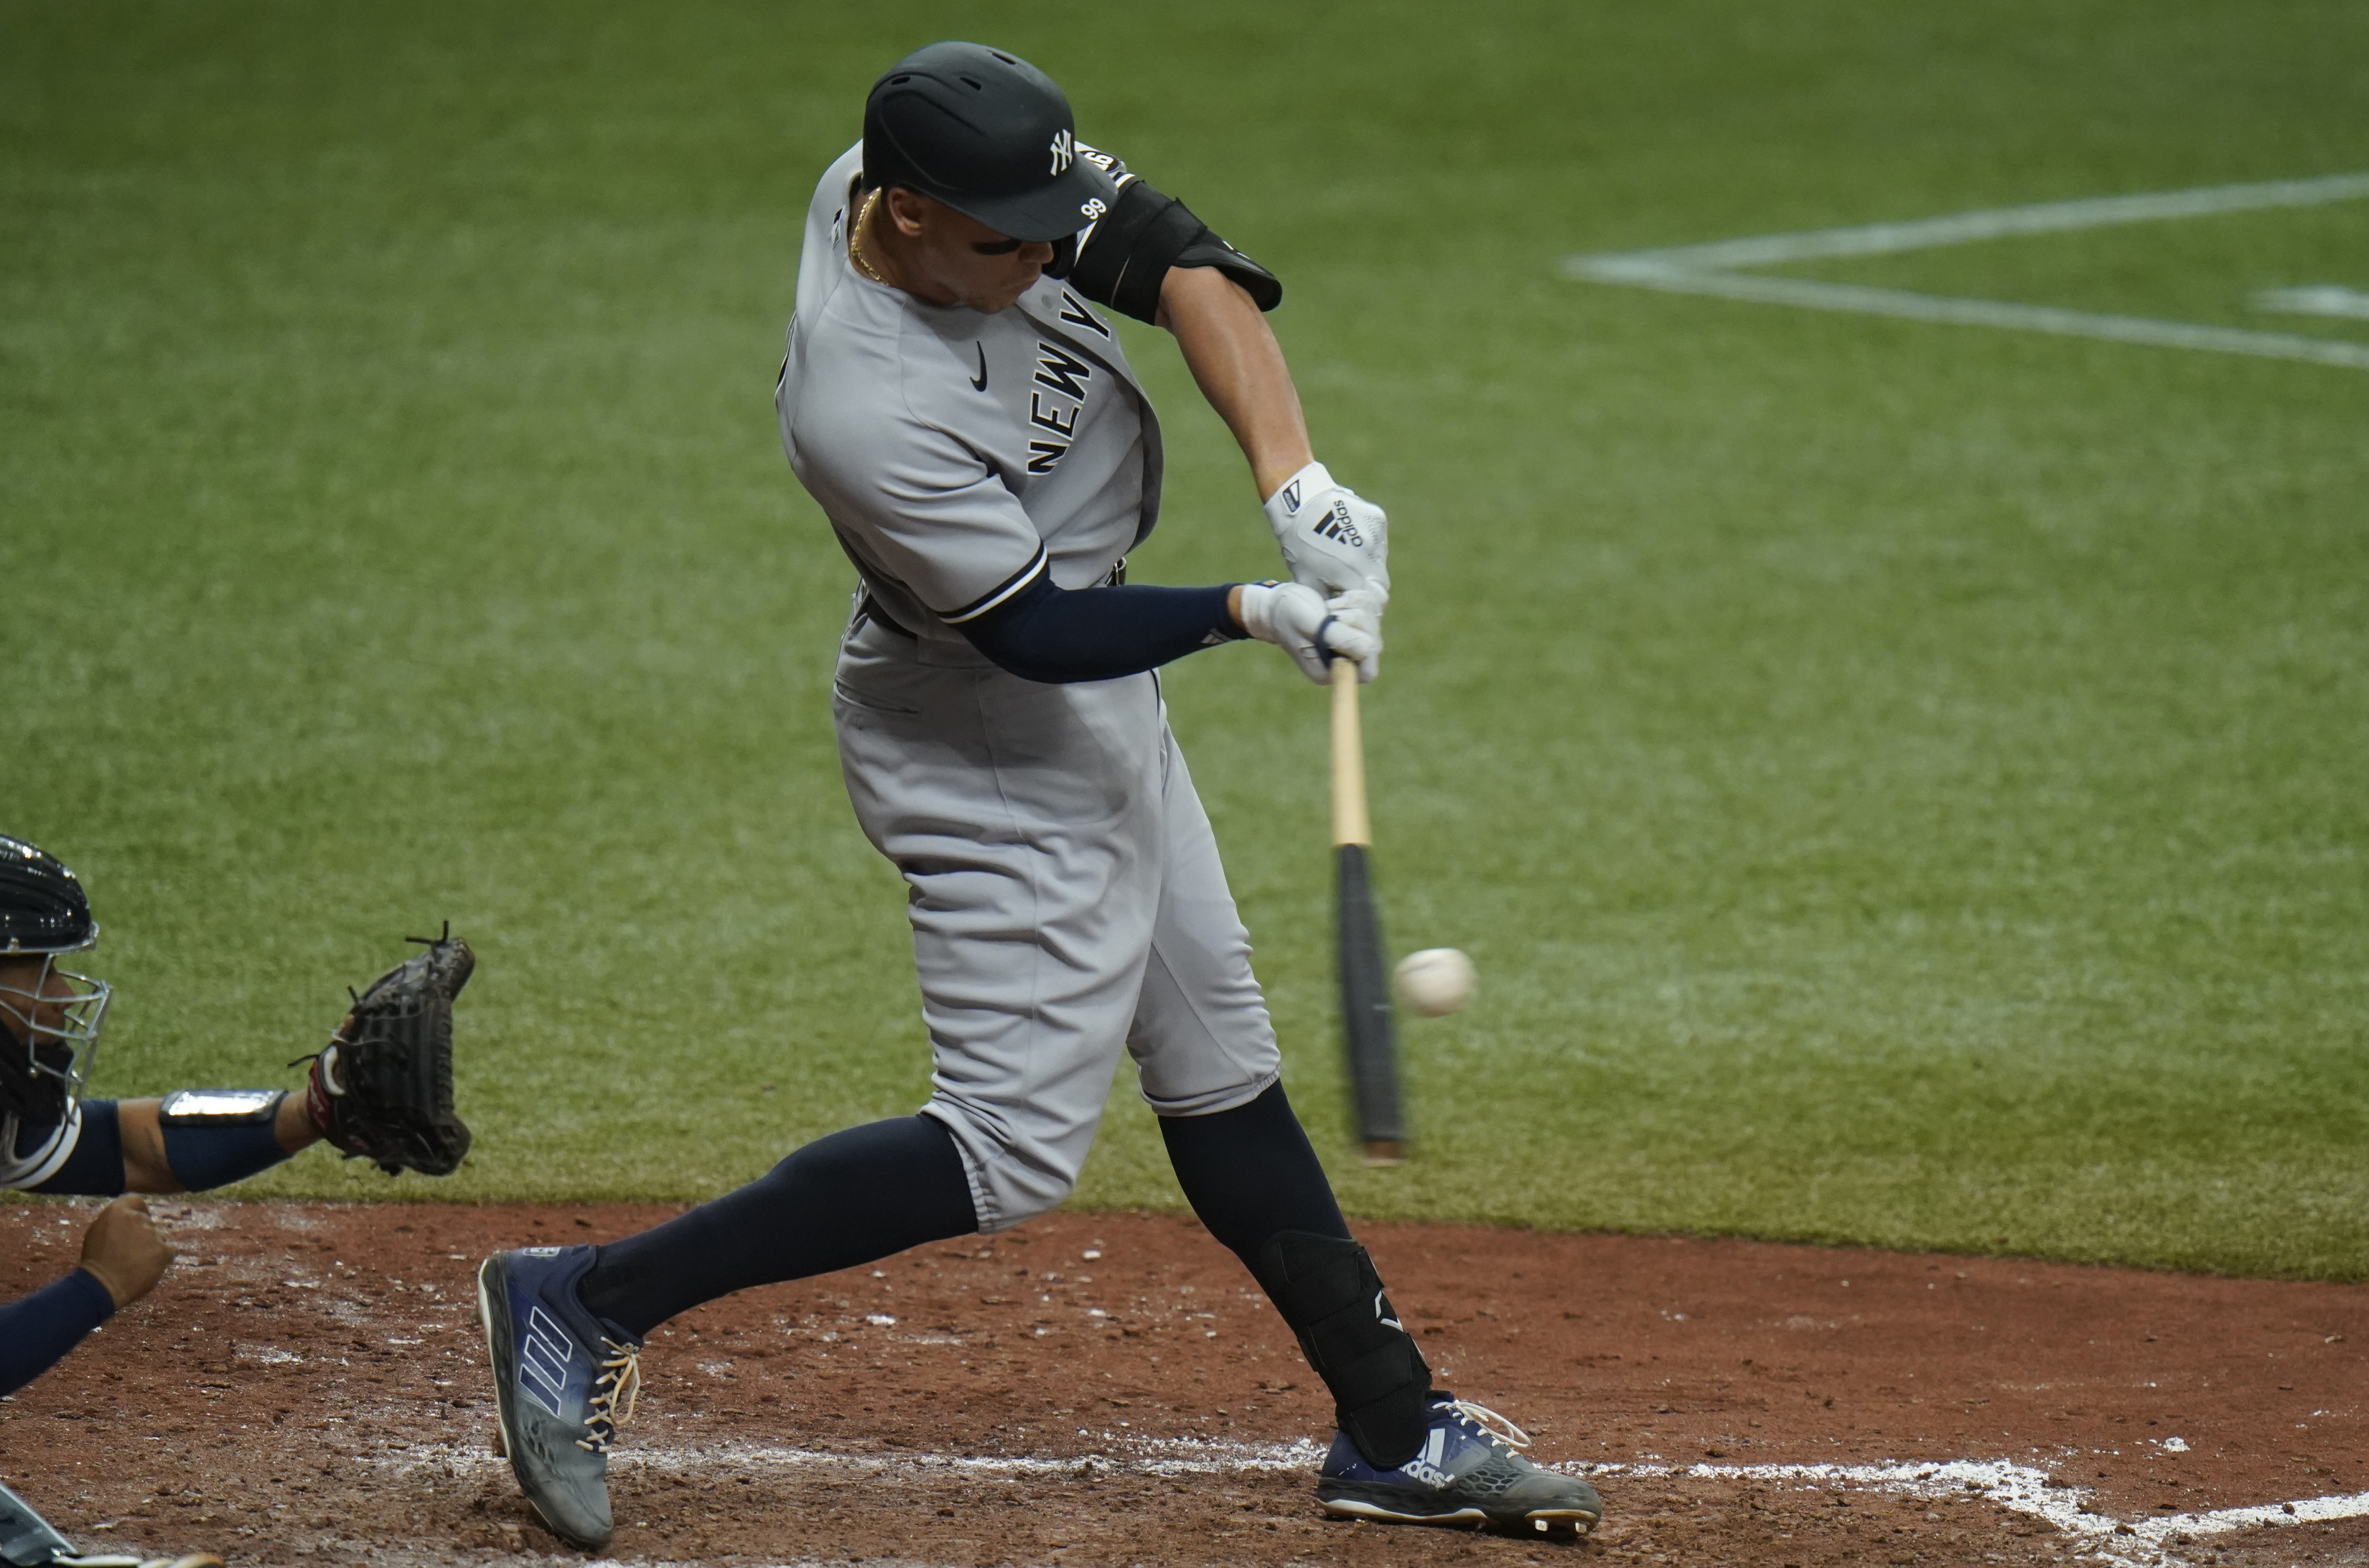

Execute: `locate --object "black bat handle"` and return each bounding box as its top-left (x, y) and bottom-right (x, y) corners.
top-left (1336, 841), bottom-right (1406, 1160)
top-left (1331, 658), bottom-right (1406, 1164)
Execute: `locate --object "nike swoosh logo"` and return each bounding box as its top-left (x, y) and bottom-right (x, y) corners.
top-left (970, 343), bottom-right (989, 392)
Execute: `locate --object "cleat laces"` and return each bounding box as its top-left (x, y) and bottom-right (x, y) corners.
top-left (576, 1340), bottom-right (642, 1453)
top-left (1447, 1399), bottom-right (1531, 1454)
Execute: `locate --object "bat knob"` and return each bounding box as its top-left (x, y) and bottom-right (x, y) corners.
top-left (1360, 1139), bottom-right (1406, 1167)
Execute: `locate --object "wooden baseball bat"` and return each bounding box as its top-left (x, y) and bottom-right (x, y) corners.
top-left (1331, 657), bottom-right (1406, 1166)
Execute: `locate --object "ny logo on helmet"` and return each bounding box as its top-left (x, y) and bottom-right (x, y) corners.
top-left (1047, 128), bottom-right (1075, 175)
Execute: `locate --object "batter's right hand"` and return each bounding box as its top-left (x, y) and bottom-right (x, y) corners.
top-left (79, 1193), bottom-right (173, 1308)
top-left (1238, 581), bottom-right (1382, 685)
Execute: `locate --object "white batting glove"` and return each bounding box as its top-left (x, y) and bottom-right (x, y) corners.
top-left (1237, 581), bottom-right (1382, 685)
top-left (1262, 461), bottom-right (1390, 602)
top-left (1327, 585), bottom-right (1386, 676)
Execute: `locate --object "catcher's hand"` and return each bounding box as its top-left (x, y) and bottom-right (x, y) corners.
top-left (302, 925), bottom-right (475, 1177)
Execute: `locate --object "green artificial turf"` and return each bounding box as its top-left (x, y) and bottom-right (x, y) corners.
top-left (4, 1), bottom-right (2363, 1277)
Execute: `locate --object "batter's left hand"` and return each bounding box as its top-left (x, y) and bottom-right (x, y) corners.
top-left (1263, 461), bottom-right (1390, 602)
top-left (1238, 581), bottom-right (1383, 685)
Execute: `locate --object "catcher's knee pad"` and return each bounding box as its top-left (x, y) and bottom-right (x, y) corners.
top-left (1257, 1231), bottom-right (1433, 1468)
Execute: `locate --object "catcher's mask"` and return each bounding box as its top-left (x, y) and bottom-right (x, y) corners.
top-left (0, 834), bottom-right (111, 1130)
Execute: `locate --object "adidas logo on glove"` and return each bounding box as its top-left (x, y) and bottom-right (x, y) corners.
top-left (1313, 498), bottom-right (1365, 547)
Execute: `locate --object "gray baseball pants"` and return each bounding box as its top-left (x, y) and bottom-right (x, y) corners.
top-left (832, 617), bottom-right (1281, 1230)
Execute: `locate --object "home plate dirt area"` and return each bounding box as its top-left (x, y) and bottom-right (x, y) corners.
top-left (2, 1205), bottom-right (2364, 1568)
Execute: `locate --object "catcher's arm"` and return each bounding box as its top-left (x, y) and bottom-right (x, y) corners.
top-left (299, 925), bottom-right (475, 1177)
top-left (115, 1093), bottom-right (322, 1193)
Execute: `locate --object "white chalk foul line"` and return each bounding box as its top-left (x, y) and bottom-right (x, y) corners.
top-left (1573, 172), bottom-right (2369, 271)
top-left (380, 1432), bottom-right (1328, 1481)
top-left (2257, 283), bottom-right (2369, 321)
top-left (1593, 1457), bottom-right (2369, 1568)
top-left (614, 1433), bottom-right (1331, 1480)
top-left (1561, 170), bottom-right (2369, 370)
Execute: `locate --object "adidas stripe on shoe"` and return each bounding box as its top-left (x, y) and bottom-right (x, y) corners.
top-left (477, 1245), bottom-right (641, 1551)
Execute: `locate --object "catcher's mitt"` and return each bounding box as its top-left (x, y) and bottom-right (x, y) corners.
top-left (302, 925), bottom-right (474, 1177)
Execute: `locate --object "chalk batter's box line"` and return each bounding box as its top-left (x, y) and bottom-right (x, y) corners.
top-left (1560, 171), bottom-right (2369, 371)
top-left (1597, 1456), bottom-right (2369, 1568)
top-left (381, 1434), bottom-right (2362, 1567)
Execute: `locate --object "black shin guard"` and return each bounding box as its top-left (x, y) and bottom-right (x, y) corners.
top-left (1161, 1088), bottom-right (1433, 1467)
top-left (1257, 1230), bottom-right (1434, 1468)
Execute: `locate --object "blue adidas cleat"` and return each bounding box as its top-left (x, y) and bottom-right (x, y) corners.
top-left (477, 1246), bottom-right (642, 1551)
top-left (1315, 1394), bottom-right (1603, 1536)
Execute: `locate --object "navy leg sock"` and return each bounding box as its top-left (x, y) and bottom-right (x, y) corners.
top-left (1157, 1082), bottom-right (1354, 1278)
top-left (576, 1114), bottom-right (976, 1340)
top-left (1164, 1083), bottom-right (1435, 1465)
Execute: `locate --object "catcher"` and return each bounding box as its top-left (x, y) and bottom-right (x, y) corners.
top-left (0, 831), bottom-right (472, 1568)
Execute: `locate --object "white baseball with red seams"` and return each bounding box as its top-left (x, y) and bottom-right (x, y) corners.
top-left (1392, 948), bottom-right (1476, 1017)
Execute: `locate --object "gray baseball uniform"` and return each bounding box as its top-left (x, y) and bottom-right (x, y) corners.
top-left (777, 144), bottom-right (1279, 1229)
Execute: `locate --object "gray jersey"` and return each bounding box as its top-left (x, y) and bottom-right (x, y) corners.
top-left (772, 142), bottom-right (1279, 1231)
top-left (777, 144), bottom-right (1165, 659)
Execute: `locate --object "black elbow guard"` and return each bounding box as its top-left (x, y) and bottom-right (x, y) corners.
top-left (1060, 178), bottom-right (1282, 325)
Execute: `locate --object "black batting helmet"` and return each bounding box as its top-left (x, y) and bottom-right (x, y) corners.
top-left (862, 42), bottom-right (1118, 243)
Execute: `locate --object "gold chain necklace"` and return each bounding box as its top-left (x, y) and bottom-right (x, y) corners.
top-left (849, 189), bottom-right (891, 285)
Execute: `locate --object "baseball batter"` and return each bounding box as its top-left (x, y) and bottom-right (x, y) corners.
top-left (477, 42), bottom-right (1602, 1547)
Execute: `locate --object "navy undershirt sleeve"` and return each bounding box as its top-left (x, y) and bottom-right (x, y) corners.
top-left (0, 1269), bottom-right (115, 1397)
top-left (958, 575), bottom-right (1241, 684)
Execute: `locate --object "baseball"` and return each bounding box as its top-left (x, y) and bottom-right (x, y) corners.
top-left (1393, 948), bottom-right (1476, 1017)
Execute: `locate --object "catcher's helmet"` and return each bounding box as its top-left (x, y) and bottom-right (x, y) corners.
top-left (862, 42), bottom-right (1117, 243)
top-left (1, 834), bottom-right (100, 955)
top-left (0, 834), bottom-right (111, 1139)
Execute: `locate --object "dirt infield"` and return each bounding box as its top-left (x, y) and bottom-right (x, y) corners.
top-left (3, 1201), bottom-right (2364, 1568)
